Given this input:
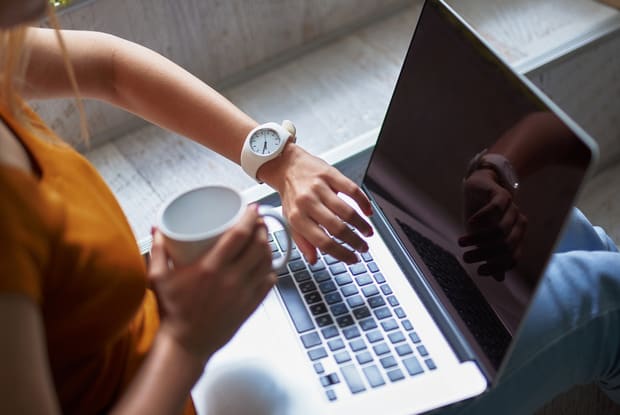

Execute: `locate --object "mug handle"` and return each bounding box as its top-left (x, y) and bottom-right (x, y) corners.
top-left (258, 205), bottom-right (293, 270)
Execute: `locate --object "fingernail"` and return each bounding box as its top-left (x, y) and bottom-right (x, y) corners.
top-left (150, 226), bottom-right (156, 236)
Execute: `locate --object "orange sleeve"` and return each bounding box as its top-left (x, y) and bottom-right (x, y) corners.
top-left (0, 172), bottom-right (58, 305)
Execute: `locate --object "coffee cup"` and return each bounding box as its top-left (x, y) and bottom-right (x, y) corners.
top-left (157, 185), bottom-right (292, 268)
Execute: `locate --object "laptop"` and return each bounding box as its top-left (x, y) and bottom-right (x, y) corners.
top-left (193, 1), bottom-right (598, 414)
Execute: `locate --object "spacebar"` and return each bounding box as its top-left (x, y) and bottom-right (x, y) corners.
top-left (276, 275), bottom-right (315, 333)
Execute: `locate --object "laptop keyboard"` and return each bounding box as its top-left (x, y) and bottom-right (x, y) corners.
top-left (270, 230), bottom-right (437, 403)
top-left (396, 219), bottom-right (511, 369)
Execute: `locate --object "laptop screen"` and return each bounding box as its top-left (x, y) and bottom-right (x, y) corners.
top-left (363, 0), bottom-right (592, 372)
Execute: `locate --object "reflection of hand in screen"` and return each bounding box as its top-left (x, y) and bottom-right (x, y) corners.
top-left (459, 168), bottom-right (527, 281)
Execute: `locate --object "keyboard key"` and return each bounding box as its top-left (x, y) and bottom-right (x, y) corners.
top-left (341, 284), bottom-right (359, 297)
top-left (319, 373), bottom-right (340, 388)
top-left (349, 338), bottom-right (367, 352)
top-left (374, 306), bottom-right (392, 320)
top-left (366, 330), bottom-right (384, 343)
top-left (368, 262), bottom-right (379, 273)
top-left (360, 318), bottom-right (378, 331)
top-left (373, 342), bottom-right (390, 356)
top-left (269, 241), bottom-right (278, 252)
top-left (336, 314), bottom-right (355, 328)
top-left (308, 347), bottom-right (328, 361)
top-left (379, 355), bottom-right (398, 369)
top-left (304, 291), bottom-right (321, 305)
top-left (329, 263), bottom-right (347, 275)
top-left (330, 302), bottom-right (348, 316)
top-left (386, 295), bottom-right (399, 306)
top-left (388, 331), bottom-right (406, 344)
top-left (346, 295), bottom-right (364, 308)
top-left (373, 272), bottom-right (386, 284)
top-left (314, 362), bottom-right (325, 374)
top-left (324, 292), bottom-right (343, 305)
top-left (356, 351), bottom-right (374, 365)
top-left (301, 332), bottom-right (322, 349)
top-left (425, 358), bottom-right (437, 370)
top-left (353, 306), bottom-right (371, 320)
top-left (293, 270), bottom-right (311, 283)
top-left (289, 260), bottom-right (306, 273)
top-left (316, 314), bottom-right (334, 327)
top-left (361, 252), bottom-right (373, 262)
top-left (342, 326), bottom-right (361, 340)
top-left (275, 230), bottom-right (294, 251)
top-left (402, 320), bottom-right (414, 331)
top-left (319, 281), bottom-right (337, 294)
top-left (310, 302), bottom-right (327, 316)
top-left (313, 270), bottom-right (331, 283)
top-left (335, 274), bottom-right (353, 286)
top-left (327, 338), bottom-right (345, 351)
top-left (387, 368), bottom-right (405, 382)
top-left (395, 344), bottom-right (413, 356)
top-left (409, 332), bottom-right (421, 343)
top-left (355, 274), bottom-right (373, 286)
top-left (362, 286), bottom-right (380, 298)
top-left (381, 318), bottom-right (399, 331)
top-left (289, 249), bottom-right (302, 261)
top-left (309, 260), bottom-right (326, 272)
top-left (363, 365), bottom-right (386, 388)
top-left (299, 281), bottom-right (317, 293)
top-left (334, 351), bottom-right (352, 364)
top-left (349, 263), bottom-right (367, 275)
top-left (323, 254), bottom-right (340, 265)
top-left (417, 345), bottom-right (429, 357)
top-left (267, 233), bottom-right (274, 243)
top-left (340, 364), bottom-right (366, 394)
top-left (380, 284), bottom-right (393, 295)
top-left (321, 325), bottom-right (339, 339)
top-left (403, 356), bottom-right (424, 376)
top-left (276, 260), bottom-right (289, 276)
top-left (394, 307), bottom-right (406, 319)
top-left (277, 275), bottom-right (315, 333)
top-left (368, 296), bottom-right (386, 308)
top-left (326, 389), bottom-right (337, 401)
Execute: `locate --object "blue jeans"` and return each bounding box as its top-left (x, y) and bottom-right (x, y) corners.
top-left (442, 208), bottom-right (620, 414)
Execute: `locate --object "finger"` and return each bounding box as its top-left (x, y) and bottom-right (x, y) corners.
top-left (306, 200), bottom-right (368, 253)
top-left (458, 228), bottom-right (504, 247)
top-left (232, 224), bottom-right (272, 278)
top-left (293, 231), bottom-right (318, 264)
top-left (468, 191), bottom-right (511, 228)
top-left (462, 242), bottom-right (508, 264)
top-left (326, 168), bottom-right (373, 217)
top-left (148, 230), bottom-right (169, 280)
top-left (318, 186), bottom-right (373, 238)
top-left (293, 215), bottom-right (357, 264)
top-left (207, 205), bottom-right (260, 266)
top-left (478, 255), bottom-right (516, 276)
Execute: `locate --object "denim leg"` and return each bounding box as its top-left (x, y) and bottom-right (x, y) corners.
top-left (440, 249), bottom-right (620, 415)
top-left (556, 208), bottom-right (618, 253)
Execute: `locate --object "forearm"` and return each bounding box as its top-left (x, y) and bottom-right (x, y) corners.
top-left (111, 330), bottom-right (208, 415)
top-left (24, 28), bottom-right (257, 164)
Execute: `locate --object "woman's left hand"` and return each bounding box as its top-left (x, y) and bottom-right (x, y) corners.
top-left (258, 144), bottom-right (374, 265)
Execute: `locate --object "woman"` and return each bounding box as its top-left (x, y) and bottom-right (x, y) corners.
top-left (0, 1), bottom-right (373, 414)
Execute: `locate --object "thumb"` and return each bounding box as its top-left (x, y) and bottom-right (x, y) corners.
top-left (148, 229), bottom-right (170, 281)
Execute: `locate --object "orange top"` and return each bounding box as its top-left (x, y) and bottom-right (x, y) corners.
top-left (0, 104), bottom-right (193, 414)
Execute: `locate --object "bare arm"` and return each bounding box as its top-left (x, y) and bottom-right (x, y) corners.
top-left (24, 27), bottom-right (255, 163)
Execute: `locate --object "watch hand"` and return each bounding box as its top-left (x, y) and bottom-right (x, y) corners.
top-left (262, 141), bottom-right (267, 154)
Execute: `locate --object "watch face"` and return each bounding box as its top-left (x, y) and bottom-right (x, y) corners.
top-left (249, 128), bottom-right (281, 155)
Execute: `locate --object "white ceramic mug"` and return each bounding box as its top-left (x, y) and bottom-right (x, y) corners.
top-left (157, 185), bottom-right (292, 268)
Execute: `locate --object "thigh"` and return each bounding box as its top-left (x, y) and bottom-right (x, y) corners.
top-left (439, 250), bottom-right (620, 415)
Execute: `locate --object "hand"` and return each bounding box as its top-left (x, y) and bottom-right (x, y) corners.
top-left (459, 168), bottom-right (527, 280)
top-left (148, 205), bottom-right (276, 363)
top-left (259, 144), bottom-right (374, 265)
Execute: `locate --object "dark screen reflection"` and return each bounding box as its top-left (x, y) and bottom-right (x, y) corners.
top-left (364, 1), bottom-right (591, 370)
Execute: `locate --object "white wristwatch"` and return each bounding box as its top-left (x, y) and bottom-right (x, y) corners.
top-left (240, 120), bottom-right (296, 183)
top-left (466, 149), bottom-right (519, 195)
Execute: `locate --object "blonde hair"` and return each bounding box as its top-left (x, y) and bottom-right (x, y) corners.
top-left (0, 2), bottom-right (89, 143)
